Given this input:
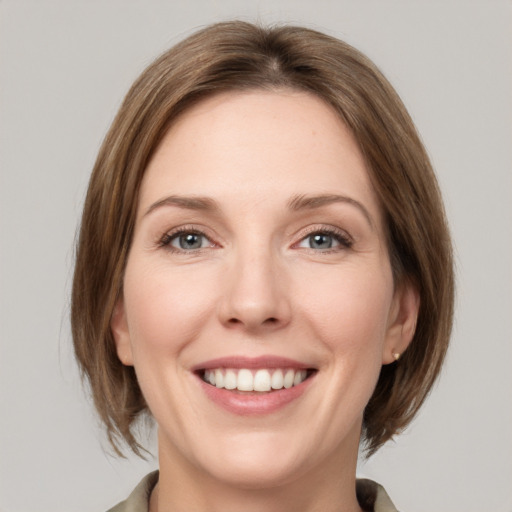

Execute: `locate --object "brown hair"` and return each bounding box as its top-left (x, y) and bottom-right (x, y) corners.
top-left (72, 20), bottom-right (454, 456)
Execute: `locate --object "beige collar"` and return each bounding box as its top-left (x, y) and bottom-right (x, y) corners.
top-left (108, 471), bottom-right (399, 512)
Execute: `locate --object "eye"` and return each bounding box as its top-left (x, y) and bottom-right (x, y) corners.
top-left (172, 232), bottom-right (208, 250)
top-left (160, 229), bottom-right (214, 252)
top-left (296, 229), bottom-right (352, 251)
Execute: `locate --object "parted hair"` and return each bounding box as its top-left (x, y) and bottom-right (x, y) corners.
top-left (72, 21), bottom-right (454, 456)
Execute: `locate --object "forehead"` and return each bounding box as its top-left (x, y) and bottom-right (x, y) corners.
top-left (139, 90), bottom-right (379, 221)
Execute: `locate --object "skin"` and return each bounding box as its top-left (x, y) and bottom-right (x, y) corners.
top-left (111, 90), bottom-right (419, 512)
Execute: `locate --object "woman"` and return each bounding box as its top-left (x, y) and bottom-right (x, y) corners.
top-left (72, 21), bottom-right (454, 512)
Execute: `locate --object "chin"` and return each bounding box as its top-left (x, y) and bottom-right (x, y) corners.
top-left (186, 429), bottom-right (326, 490)
top-left (205, 454), bottom-right (307, 490)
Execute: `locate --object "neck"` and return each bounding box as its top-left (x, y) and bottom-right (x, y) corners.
top-left (151, 432), bottom-right (363, 512)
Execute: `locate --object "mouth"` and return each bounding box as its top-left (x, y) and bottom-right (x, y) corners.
top-left (192, 356), bottom-right (317, 414)
top-left (199, 367), bottom-right (316, 392)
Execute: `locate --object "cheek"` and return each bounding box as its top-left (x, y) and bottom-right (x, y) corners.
top-left (297, 263), bottom-right (394, 355)
top-left (122, 259), bottom-right (218, 360)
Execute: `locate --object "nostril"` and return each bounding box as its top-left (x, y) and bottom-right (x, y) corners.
top-left (226, 316), bottom-right (280, 327)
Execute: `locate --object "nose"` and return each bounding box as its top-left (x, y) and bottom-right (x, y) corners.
top-left (218, 247), bottom-right (291, 333)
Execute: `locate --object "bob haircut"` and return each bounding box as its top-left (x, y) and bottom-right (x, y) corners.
top-left (72, 20), bottom-right (454, 456)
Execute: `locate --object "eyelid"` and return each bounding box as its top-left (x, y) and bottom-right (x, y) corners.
top-left (292, 225), bottom-right (354, 250)
top-left (156, 223), bottom-right (353, 253)
top-left (158, 224), bottom-right (219, 253)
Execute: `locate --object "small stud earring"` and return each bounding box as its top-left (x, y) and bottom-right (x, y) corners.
top-left (393, 352), bottom-right (401, 361)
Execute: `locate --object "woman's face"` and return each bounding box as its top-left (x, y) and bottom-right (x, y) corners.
top-left (112, 90), bottom-right (414, 488)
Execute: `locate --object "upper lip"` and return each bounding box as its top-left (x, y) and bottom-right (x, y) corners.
top-left (191, 355), bottom-right (315, 371)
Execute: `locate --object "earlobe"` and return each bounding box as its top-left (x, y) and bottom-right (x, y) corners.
top-left (110, 298), bottom-right (134, 366)
top-left (382, 281), bottom-right (420, 365)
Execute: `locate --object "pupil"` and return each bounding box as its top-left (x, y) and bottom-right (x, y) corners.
top-left (311, 234), bottom-right (332, 249)
top-left (180, 233), bottom-right (201, 249)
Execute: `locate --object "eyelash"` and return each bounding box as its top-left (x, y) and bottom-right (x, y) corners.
top-left (158, 226), bottom-right (216, 253)
top-left (158, 225), bottom-right (353, 254)
top-left (295, 226), bottom-right (354, 252)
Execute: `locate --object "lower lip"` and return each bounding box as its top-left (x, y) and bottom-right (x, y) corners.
top-left (197, 375), bottom-right (314, 415)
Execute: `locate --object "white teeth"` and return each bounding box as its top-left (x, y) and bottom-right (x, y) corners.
top-left (253, 369), bottom-right (271, 392)
top-left (237, 369), bottom-right (253, 391)
top-left (271, 369), bottom-right (284, 390)
top-left (224, 369), bottom-right (237, 390)
top-left (214, 369), bottom-right (224, 388)
top-left (293, 370), bottom-right (307, 386)
top-left (283, 369), bottom-right (295, 389)
top-left (203, 368), bottom-right (309, 392)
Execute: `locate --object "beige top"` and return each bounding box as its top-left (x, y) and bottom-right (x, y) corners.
top-left (107, 471), bottom-right (399, 512)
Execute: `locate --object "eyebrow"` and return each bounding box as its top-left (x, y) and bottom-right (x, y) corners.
top-left (144, 193), bottom-right (374, 228)
top-left (287, 194), bottom-right (374, 228)
top-left (144, 195), bottom-right (220, 217)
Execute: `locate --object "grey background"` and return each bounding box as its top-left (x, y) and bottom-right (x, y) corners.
top-left (1, 1), bottom-right (511, 511)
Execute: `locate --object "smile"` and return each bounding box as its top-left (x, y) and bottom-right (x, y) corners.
top-left (202, 368), bottom-right (311, 392)
top-left (193, 356), bottom-right (317, 414)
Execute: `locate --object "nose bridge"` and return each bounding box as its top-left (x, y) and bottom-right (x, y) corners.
top-left (219, 239), bottom-right (290, 331)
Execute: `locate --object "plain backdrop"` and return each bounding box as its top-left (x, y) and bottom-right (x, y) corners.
top-left (1, 1), bottom-right (511, 511)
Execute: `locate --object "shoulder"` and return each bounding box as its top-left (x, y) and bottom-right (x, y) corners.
top-left (106, 471), bottom-right (159, 512)
top-left (356, 478), bottom-right (400, 512)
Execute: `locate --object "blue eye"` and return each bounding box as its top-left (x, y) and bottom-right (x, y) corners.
top-left (172, 233), bottom-right (205, 250)
top-left (308, 233), bottom-right (336, 249)
top-left (161, 230), bottom-right (213, 251)
top-left (297, 230), bottom-right (352, 250)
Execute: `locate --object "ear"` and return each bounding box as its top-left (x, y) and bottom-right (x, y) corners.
top-left (382, 280), bottom-right (420, 365)
top-left (110, 297), bottom-right (134, 366)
